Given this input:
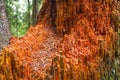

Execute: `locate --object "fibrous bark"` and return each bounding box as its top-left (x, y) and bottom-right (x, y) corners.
top-left (0, 0), bottom-right (119, 80)
top-left (38, 0), bottom-right (76, 35)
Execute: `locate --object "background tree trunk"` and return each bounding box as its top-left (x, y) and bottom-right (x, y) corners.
top-left (27, 0), bottom-right (31, 27)
top-left (32, 0), bottom-right (38, 26)
top-left (0, 0), bottom-right (11, 50)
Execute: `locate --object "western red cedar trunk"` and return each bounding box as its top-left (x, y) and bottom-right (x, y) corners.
top-left (37, 0), bottom-right (76, 36)
top-left (36, 0), bottom-right (120, 79)
top-left (0, 0), bottom-right (119, 80)
top-left (37, 0), bottom-right (117, 35)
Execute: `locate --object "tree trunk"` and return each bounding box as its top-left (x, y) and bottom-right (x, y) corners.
top-left (32, 0), bottom-right (38, 26)
top-left (37, 0), bottom-right (119, 35)
top-left (28, 0), bottom-right (31, 27)
top-left (38, 0), bottom-right (76, 35)
top-left (0, 0), bottom-right (119, 80)
top-left (36, 0), bottom-right (120, 79)
top-left (0, 0), bottom-right (11, 50)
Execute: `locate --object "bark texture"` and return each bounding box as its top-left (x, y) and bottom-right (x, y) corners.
top-left (38, 0), bottom-right (76, 35)
top-left (0, 0), bottom-right (119, 80)
top-left (32, 0), bottom-right (39, 26)
top-left (0, 0), bottom-right (11, 50)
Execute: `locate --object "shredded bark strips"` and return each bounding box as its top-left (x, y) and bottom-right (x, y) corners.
top-left (0, 0), bottom-right (119, 79)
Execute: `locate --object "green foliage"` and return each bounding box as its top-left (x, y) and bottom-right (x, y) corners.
top-left (5, 0), bottom-right (43, 37)
top-left (5, 0), bottom-right (32, 37)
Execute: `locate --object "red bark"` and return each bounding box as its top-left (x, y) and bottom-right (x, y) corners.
top-left (0, 0), bottom-right (119, 80)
